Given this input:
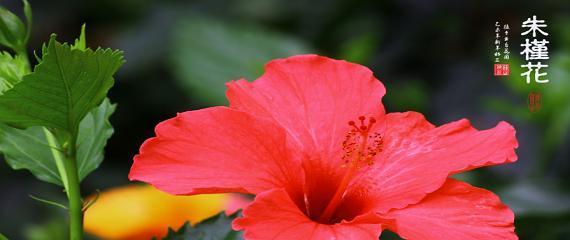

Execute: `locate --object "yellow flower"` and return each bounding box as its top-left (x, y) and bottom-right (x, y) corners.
top-left (84, 184), bottom-right (238, 240)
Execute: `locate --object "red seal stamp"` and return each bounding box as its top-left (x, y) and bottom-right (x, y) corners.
top-left (528, 91), bottom-right (542, 113)
top-left (494, 64), bottom-right (510, 76)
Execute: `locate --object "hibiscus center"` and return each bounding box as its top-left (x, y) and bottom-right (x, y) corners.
top-left (317, 116), bottom-right (383, 223)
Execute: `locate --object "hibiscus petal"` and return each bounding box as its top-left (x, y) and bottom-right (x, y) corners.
top-left (342, 112), bottom-right (518, 214)
top-left (226, 55), bottom-right (386, 219)
top-left (129, 107), bottom-right (304, 199)
top-left (382, 179), bottom-right (517, 240)
top-left (226, 54), bottom-right (386, 163)
top-left (233, 188), bottom-right (382, 240)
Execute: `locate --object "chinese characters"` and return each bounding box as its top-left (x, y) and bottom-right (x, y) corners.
top-left (493, 22), bottom-right (510, 76)
top-left (520, 15), bottom-right (549, 84)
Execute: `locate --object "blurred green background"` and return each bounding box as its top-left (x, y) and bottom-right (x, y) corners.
top-left (1, 0), bottom-right (569, 239)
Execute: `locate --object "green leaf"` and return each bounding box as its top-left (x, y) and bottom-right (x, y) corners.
top-left (0, 233), bottom-right (8, 240)
top-left (0, 99), bottom-right (116, 186)
top-left (0, 124), bottom-right (61, 185)
top-left (0, 35), bottom-right (124, 134)
top-left (0, 51), bottom-right (27, 93)
top-left (72, 24), bottom-right (86, 51)
top-left (76, 98), bottom-right (116, 180)
top-left (171, 17), bottom-right (310, 105)
top-left (0, 3), bottom-right (26, 51)
top-left (161, 212), bottom-right (242, 240)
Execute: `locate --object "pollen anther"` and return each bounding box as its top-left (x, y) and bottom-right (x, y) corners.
top-left (341, 116), bottom-right (383, 167)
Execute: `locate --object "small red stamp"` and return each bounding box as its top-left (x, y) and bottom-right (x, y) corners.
top-left (528, 91), bottom-right (542, 113)
top-left (494, 64), bottom-right (510, 76)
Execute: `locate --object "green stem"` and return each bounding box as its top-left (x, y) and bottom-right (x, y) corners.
top-left (62, 134), bottom-right (83, 240)
top-left (17, 36), bottom-right (84, 240)
top-left (43, 128), bottom-right (69, 198)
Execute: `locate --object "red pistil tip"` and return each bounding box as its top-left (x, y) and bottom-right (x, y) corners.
top-left (369, 117), bottom-right (376, 123)
top-left (348, 121), bottom-right (355, 126)
top-left (358, 116), bottom-right (366, 121)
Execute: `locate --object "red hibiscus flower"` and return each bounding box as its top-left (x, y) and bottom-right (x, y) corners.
top-left (129, 55), bottom-right (518, 240)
